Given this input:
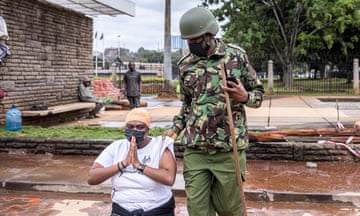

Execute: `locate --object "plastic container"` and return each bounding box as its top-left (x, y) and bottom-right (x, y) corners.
top-left (6, 104), bottom-right (22, 131)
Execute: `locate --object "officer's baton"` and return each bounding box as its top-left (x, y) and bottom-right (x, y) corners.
top-left (220, 63), bottom-right (248, 216)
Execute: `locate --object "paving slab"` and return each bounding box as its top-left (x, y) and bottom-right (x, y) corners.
top-left (57, 96), bottom-right (360, 130)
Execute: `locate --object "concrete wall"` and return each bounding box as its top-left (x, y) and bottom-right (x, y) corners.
top-left (0, 0), bottom-right (93, 125)
top-left (0, 137), bottom-right (359, 162)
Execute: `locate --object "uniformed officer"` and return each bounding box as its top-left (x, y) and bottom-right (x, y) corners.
top-left (164, 7), bottom-right (264, 216)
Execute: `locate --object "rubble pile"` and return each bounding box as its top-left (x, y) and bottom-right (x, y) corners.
top-left (93, 79), bottom-right (124, 101)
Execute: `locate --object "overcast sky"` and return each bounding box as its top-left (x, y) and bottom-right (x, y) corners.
top-left (92, 0), bottom-right (205, 53)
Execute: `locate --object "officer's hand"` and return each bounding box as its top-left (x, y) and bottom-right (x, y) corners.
top-left (222, 79), bottom-right (249, 103)
top-left (162, 129), bottom-right (177, 141)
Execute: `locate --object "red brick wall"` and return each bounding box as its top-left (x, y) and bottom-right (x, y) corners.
top-left (0, 0), bottom-right (93, 124)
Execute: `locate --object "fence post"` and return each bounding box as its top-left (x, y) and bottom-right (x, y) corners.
top-left (267, 60), bottom-right (274, 95)
top-left (354, 58), bottom-right (359, 94)
top-left (111, 63), bottom-right (118, 87)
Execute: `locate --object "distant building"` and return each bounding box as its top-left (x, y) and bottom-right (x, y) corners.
top-left (104, 47), bottom-right (129, 63)
top-left (171, 35), bottom-right (187, 50)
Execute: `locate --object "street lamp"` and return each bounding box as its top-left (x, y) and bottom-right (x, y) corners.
top-left (117, 35), bottom-right (121, 58)
top-left (117, 35), bottom-right (122, 88)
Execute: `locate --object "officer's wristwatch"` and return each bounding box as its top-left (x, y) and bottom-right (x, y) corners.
top-left (137, 163), bottom-right (146, 173)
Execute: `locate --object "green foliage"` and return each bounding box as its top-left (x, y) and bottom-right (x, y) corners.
top-left (136, 47), bottom-right (163, 63)
top-left (148, 127), bottom-right (168, 137)
top-left (101, 97), bottom-right (113, 105)
top-left (0, 126), bottom-right (168, 140)
top-left (142, 77), bottom-right (164, 84)
top-left (202, 0), bottom-right (360, 87)
top-left (134, 47), bottom-right (182, 64)
top-left (117, 77), bottom-right (164, 88)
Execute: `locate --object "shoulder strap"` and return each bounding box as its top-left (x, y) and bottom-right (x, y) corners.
top-left (227, 43), bottom-right (247, 68)
top-left (228, 43), bottom-right (246, 54)
top-left (177, 52), bottom-right (191, 66)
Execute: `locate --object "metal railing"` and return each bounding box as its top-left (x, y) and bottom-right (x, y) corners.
top-left (258, 56), bottom-right (359, 95)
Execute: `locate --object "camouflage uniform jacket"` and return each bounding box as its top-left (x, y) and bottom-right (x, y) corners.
top-left (171, 39), bottom-right (264, 154)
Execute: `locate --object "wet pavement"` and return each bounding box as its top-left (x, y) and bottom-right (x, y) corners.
top-left (1, 189), bottom-right (359, 216)
top-left (0, 153), bottom-right (359, 215)
top-left (1, 153), bottom-right (359, 195)
top-left (1, 96), bottom-right (360, 215)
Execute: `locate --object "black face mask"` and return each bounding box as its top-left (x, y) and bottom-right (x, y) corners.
top-left (189, 37), bottom-right (210, 57)
top-left (125, 128), bottom-right (146, 146)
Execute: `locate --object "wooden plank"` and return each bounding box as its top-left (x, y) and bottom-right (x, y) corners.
top-left (22, 102), bottom-right (95, 117)
top-left (253, 128), bottom-right (360, 137)
top-left (249, 132), bottom-right (287, 142)
top-left (21, 110), bottom-right (50, 117)
top-left (50, 103), bottom-right (95, 114)
top-left (249, 128), bottom-right (360, 143)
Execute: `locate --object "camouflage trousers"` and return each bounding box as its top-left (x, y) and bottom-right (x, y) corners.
top-left (183, 148), bottom-right (246, 216)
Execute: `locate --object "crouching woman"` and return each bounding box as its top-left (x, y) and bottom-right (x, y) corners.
top-left (88, 108), bottom-right (177, 216)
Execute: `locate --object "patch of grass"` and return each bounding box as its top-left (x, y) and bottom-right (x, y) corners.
top-left (0, 126), bottom-right (168, 140)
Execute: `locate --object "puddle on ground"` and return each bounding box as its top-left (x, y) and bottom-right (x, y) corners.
top-left (246, 160), bottom-right (360, 194)
top-left (141, 96), bottom-right (182, 108)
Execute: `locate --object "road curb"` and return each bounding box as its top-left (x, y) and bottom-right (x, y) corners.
top-left (2, 181), bottom-right (359, 207)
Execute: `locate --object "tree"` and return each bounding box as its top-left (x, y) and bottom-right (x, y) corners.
top-left (135, 47), bottom-right (163, 63)
top-left (202, 0), bottom-right (360, 88)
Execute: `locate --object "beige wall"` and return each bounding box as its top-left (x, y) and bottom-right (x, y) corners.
top-left (0, 0), bottom-right (93, 124)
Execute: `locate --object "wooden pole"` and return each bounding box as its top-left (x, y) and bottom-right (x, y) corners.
top-left (220, 63), bottom-right (248, 216)
top-left (266, 96), bottom-right (272, 128)
top-left (353, 58), bottom-right (359, 94)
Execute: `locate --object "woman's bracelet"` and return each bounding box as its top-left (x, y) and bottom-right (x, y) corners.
top-left (117, 162), bottom-right (122, 172)
top-left (121, 161), bottom-right (126, 169)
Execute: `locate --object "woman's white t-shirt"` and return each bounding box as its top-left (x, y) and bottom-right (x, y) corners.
top-left (95, 136), bottom-right (175, 211)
